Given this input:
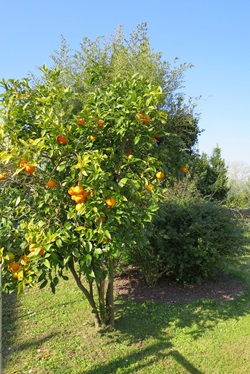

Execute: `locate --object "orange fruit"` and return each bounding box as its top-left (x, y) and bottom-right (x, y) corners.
top-left (0, 172), bottom-right (7, 180)
top-left (21, 161), bottom-right (35, 174)
top-left (77, 118), bottom-right (85, 126)
top-left (75, 203), bottom-right (83, 211)
top-left (47, 180), bottom-right (57, 188)
top-left (56, 135), bottom-right (67, 144)
top-left (71, 195), bottom-right (85, 203)
top-left (39, 247), bottom-right (45, 256)
top-left (29, 243), bottom-right (37, 252)
top-left (146, 184), bottom-right (154, 192)
top-left (135, 113), bottom-right (150, 124)
top-left (97, 119), bottom-right (104, 128)
top-left (105, 197), bottom-right (116, 207)
top-left (156, 171), bottom-right (164, 179)
top-left (136, 113), bottom-right (144, 121)
top-left (73, 185), bottom-right (85, 195)
top-left (29, 243), bottom-right (44, 256)
top-left (143, 115), bottom-right (150, 124)
top-left (68, 186), bottom-right (75, 196)
top-left (125, 152), bottom-right (132, 158)
top-left (89, 135), bottom-right (96, 141)
top-left (13, 272), bottom-right (19, 279)
top-left (24, 164), bottom-right (35, 174)
top-left (22, 255), bottom-right (30, 263)
top-left (180, 166), bottom-right (188, 174)
top-left (8, 262), bottom-right (20, 272)
top-left (20, 160), bottom-right (27, 168)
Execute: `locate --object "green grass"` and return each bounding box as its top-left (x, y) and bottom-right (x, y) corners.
top-left (3, 254), bottom-right (250, 374)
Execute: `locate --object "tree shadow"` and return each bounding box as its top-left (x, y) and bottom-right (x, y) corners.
top-left (2, 291), bottom-right (60, 371)
top-left (85, 267), bottom-right (250, 373)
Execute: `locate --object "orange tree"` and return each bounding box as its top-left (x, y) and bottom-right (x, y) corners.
top-left (0, 65), bottom-right (185, 326)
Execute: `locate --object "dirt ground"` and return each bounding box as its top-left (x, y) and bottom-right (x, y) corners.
top-left (114, 267), bottom-right (245, 304)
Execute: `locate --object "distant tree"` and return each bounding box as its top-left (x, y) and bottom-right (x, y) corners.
top-left (191, 146), bottom-right (229, 202)
top-left (227, 162), bottom-right (250, 208)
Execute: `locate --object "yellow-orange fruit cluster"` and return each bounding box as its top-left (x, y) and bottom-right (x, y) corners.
top-left (68, 185), bottom-right (88, 211)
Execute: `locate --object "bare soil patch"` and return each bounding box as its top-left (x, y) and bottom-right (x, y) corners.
top-left (114, 267), bottom-right (245, 304)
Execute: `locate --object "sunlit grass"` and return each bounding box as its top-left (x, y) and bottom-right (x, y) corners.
top-left (3, 253), bottom-right (250, 373)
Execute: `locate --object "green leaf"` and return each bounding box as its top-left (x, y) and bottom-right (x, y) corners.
top-left (40, 280), bottom-right (48, 289)
top-left (44, 259), bottom-right (51, 268)
top-left (75, 226), bottom-right (86, 231)
top-left (118, 178), bottom-right (128, 187)
top-left (17, 281), bottom-right (24, 295)
top-left (134, 136), bottom-right (141, 145)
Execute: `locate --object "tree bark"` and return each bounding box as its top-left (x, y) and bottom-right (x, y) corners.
top-left (68, 258), bottom-right (101, 327)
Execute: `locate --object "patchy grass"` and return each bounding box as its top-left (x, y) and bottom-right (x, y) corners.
top-left (3, 254), bottom-right (250, 374)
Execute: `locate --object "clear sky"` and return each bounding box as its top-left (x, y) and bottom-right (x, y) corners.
top-left (1, 0), bottom-right (249, 166)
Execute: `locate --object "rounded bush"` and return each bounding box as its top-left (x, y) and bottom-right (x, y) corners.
top-left (127, 195), bottom-right (246, 285)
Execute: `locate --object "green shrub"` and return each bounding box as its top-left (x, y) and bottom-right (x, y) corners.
top-left (127, 191), bottom-right (246, 285)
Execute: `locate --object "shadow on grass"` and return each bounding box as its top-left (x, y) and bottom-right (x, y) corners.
top-left (86, 337), bottom-right (203, 374)
top-left (85, 263), bottom-right (250, 374)
top-left (2, 291), bottom-right (60, 371)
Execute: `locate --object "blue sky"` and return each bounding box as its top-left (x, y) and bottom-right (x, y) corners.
top-left (1, 0), bottom-right (249, 166)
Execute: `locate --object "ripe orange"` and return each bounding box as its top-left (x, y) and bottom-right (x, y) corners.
top-left (39, 247), bottom-right (45, 256)
top-left (135, 113), bottom-right (150, 124)
top-left (29, 243), bottom-right (37, 252)
top-left (105, 197), bottom-right (116, 207)
top-left (136, 113), bottom-right (144, 121)
top-left (71, 195), bottom-right (85, 203)
top-left (13, 272), bottom-right (19, 279)
top-left (77, 118), bottom-right (85, 126)
top-left (0, 172), bottom-right (7, 180)
top-left (29, 243), bottom-right (44, 256)
top-left (20, 161), bottom-right (35, 174)
top-left (24, 164), bottom-right (35, 174)
top-left (156, 171), bottom-right (164, 179)
top-left (73, 185), bottom-right (85, 195)
top-left (22, 255), bottom-right (30, 263)
top-left (180, 166), bottom-right (188, 173)
top-left (146, 184), bottom-right (154, 192)
top-left (143, 115), bottom-right (150, 124)
top-left (47, 180), bottom-right (57, 188)
top-left (125, 152), bottom-right (132, 158)
top-left (8, 262), bottom-right (20, 272)
top-left (97, 119), bottom-right (104, 128)
top-left (56, 135), bottom-right (67, 144)
top-left (68, 186), bottom-right (75, 196)
top-left (89, 135), bottom-right (96, 141)
top-left (75, 203), bottom-right (83, 211)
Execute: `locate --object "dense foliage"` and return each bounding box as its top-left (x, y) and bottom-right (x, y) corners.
top-left (127, 182), bottom-right (246, 285)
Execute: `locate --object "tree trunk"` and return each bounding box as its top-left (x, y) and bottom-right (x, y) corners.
top-left (106, 257), bottom-right (115, 327)
top-left (68, 258), bottom-right (101, 327)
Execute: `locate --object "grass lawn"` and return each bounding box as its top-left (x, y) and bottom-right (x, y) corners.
top-left (3, 254), bottom-right (250, 374)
